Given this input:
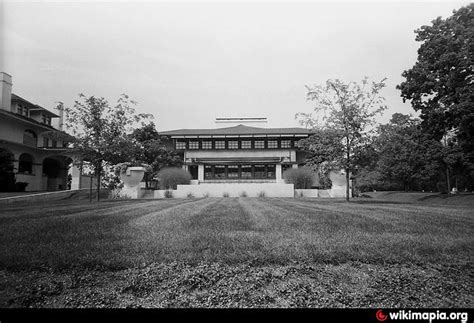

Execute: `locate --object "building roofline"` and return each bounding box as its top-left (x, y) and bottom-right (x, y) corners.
top-left (11, 93), bottom-right (59, 117)
top-left (0, 109), bottom-right (69, 135)
top-left (160, 124), bottom-right (312, 138)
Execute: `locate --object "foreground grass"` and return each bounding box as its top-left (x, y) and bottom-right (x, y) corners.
top-left (0, 197), bottom-right (472, 307)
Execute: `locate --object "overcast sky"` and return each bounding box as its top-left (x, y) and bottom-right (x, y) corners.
top-left (1, 0), bottom-right (469, 131)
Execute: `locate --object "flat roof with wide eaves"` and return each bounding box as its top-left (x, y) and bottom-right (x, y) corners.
top-left (160, 125), bottom-right (311, 138)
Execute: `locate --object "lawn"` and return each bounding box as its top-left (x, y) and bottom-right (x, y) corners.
top-left (0, 197), bottom-right (472, 307)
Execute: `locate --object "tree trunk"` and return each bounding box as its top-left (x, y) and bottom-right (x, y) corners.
top-left (96, 161), bottom-right (102, 202)
top-left (345, 168), bottom-right (350, 202)
top-left (89, 172), bottom-right (93, 203)
top-left (446, 166), bottom-right (451, 193)
top-left (97, 172), bottom-right (101, 202)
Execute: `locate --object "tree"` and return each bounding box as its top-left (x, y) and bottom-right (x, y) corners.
top-left (397, 4), bottom-right (474, 165)
top-left (129, 123), bottom-right (182, 188)
top-left (64, 94), bottom-right (152, 201)
top-left (297, 77), bottom-right (387, 201)
top-left (375, 113), bottom-right (441, 191)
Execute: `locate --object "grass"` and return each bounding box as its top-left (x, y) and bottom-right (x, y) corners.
top-left (0, 196), bottom-right (472, 307)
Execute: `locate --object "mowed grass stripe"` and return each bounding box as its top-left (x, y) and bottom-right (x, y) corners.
top-left (258, 198), bottom-right (473, 265)
top-left (275, 198), bottom-right (474, 235)
top-left (126, 198), bottom-right (267, 264)
top-left (0, 199), bottom-right (201, 269)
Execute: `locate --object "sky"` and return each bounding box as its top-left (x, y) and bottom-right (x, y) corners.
top-left (1, 0), bottom-right (469, 131)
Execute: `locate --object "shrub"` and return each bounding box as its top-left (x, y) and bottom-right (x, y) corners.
top-left (14, 182), bottom-right (28, 192)
top-left (257, 191), bottom-right (266, 197)
top-left (187, 192), bottom-right (194, 198)
top-left (239, 191), bottom-right (247, 197)
top-left (223, 192), bottom-right (230, 197)
top-left (164, 190), bottom-right (173, 198)
top-left (283, 168), bottom-right (315, 189)
top-left (203, 192), bottom-right (210, 198)
top-left (158, 167), bottom-right (192, 189)
top-left (109, 188), bottom-right (132, 199)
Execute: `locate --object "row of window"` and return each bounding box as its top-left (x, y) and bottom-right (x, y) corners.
top-left (203, 164), bottom-right (276, 180)
top-left (42, 137), bottom-right (58, 148)
top-left (176, 139), bottom-right (294, 150)
top-left (23, 130), bottom-right (60, 148)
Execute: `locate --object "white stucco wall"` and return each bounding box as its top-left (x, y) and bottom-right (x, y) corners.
top-left (154, 183), bottom-right (295, 198)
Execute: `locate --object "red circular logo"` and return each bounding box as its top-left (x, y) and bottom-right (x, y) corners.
top-left (376, 310), bottom-right (388, 321)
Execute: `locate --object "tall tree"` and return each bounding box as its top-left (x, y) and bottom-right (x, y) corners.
top-left (64, 94), bottom-right (152, 201)
top-left (297, 77), bottom-right (387, 201)
top-left (397, 4), bottom-right (474, 165)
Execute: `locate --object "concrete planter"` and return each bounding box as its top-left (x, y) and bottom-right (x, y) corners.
top-left (120, 166), bottom-right (146, 198)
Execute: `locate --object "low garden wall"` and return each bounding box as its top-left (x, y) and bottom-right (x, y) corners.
top-left (154, 183), bottom-right (295, 198)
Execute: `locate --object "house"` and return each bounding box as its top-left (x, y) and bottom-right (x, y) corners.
top-left (0, 72), bottom-right (74, 192)
top-left (158, 123), bottom-right (319, 197)
top-left (160, 124), bottom-right (312, 182)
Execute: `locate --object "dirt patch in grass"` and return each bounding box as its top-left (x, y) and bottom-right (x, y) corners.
top-left (1, 261), bottom-right (471, 308)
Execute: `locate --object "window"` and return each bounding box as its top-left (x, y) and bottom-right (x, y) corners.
top-left (176, 141), bottom-right (186, 150)
top-left (241, 140), bottom-right (252, 149)
top-left (52, 140), bottom-right (57, 148)
top-left (23, 107), bottom-right (29, 117)
top-left (204, 165), bottom-right (213, 179)
top-left (267, 140), bottom-right (278, 148)
top-left (254, 140), bottom-right (265, 149)
top-left (23, 130), bottom-right (37, 147)
top-left (43, 137), bottom-right (49, 147)
top-left (214, 165), bottom-right (226, 179)
top-left (281, 140), bottom-right (291, 148)
top-left (202, 141), bottom-right (213, 149)
top-left (241, 165), bottom-right (252, 178)
top-left (17, 105), bottom-right (23, 115)
top-left (254, 165), bottom-right (266, 178)
top-left (189, 141), bottom-right (199, 149)
top-left (42, 115), bottom-right (51, 125)
top-left (228, 141), bottom-right (238, 149)
top-left (266, 164), bottom-right (276, 178)
top-left (227, 165), bottom-right (239, 178)
top-left (215, 141), bottom-right (226, 149)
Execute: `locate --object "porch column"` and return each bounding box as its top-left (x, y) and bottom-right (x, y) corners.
top-left (70, 162), bottom-right (82, 190)
top-left (276, 164), bottom-right (283, 183)
top-left (198, 164), bottom-right (204, 182)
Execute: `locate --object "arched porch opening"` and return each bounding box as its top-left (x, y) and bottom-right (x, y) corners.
top-left (42, 155), bottom-right (72, 191)
top-left (0, 147), bottom-right (16, 192)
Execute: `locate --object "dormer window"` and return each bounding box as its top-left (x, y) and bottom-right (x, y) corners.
top-left (17, 105), bottom-right (29, 117)
top-left (42, 114), bottom-right (51, 125)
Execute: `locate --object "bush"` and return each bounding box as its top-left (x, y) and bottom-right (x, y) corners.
top-left (109, 188), bottom-right (132, 199)
top-left (158, 167), bottom-right (192, 189)
top-left (257, 191), bottom-right (266, 197)
top-left (187, 192), bottom-right (194, 198)
top-left (223, 192), bottom-right (230, 197)
top-left (164, 190), bottom-right (173, 198)
top-left (283, 168), bottom-right (315, 189)
top-left (239, 191), bottom-right (247, 197)
top-left (15, 182), bottom-right (28, 192)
